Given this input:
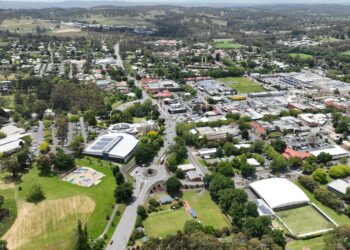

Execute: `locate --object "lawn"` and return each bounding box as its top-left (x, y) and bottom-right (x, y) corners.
top-left (133, 117), bottom-right (146, 123)
top-left (276, 205), bottom-right (335, 236)
top-left (0, 188), bottom-right (17, 237)
top-left (184, 190), bottom-right (230, 229)
top-left (287, 236), bottom-right (325, 250)
top-left (218, 77), bottom-right (265, 93)
top-left (295, 181), bottom-right (350, 226)
top-left (213, 40), bottom-right (243, 49)
top-left (143, 209), bottom-right (190, 238)
top-left (288, 53), bottom-right (313, 59)
top-left (2, 157), bottom-right (119, 249)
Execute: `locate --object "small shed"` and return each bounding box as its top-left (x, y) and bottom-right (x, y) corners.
top-left (189, 208), bottom-right (198, 218)
top-left (159, 195), bottom-right (173, 205)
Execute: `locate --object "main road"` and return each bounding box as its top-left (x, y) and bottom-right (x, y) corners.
top-left (107, 43), bottom-right (176, 249)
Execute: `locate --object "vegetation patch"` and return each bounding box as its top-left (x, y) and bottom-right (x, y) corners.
top-left (218, 77), bottom-right (265, 93)
top-left (0, 188), bottom-right (17, 237)
top-left (287, 236), bottom-right (325, 250)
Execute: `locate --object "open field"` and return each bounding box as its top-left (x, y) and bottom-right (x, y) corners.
top-left (319, 36), bottom-right (341, 43)
top-left (133, 117), bottom-right (146, 123)
top-left (3, 195), bottom-right (94, 250)
top-left (183, 190), bottom-right (230, 229)
top-left (213, 40), bottom-right (243, 49)
top-left (0, 188), bottom-right (17, 237)
top-left (1, 157), bottom-right (119, 249)
top-left (218, 77), bottom-right (265, 93)
top-left (77, 14), bottom-right (150, 26)
top-left (287, 236), bottom-right (325, 250)
top-left (0, 18), bottom-right (56, 34)
top-left (288, 53), bottom-right (313, 59)
top-left (276, 205), bottom-right (335, 236)
top-left (144, 190), bottom-right (229, 238)
top-left (143, 209), bottom-right (190, 238)
top-left (295, 182), bottom-right (350, 225)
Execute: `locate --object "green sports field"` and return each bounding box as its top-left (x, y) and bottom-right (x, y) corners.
top-left (183, 190), bottom-right (230, 229)
top-left (287, 236), bottom-right (325, 250)
top-left (213, 40), bottom-right (243, 49)
top-left (143, 208), bottom-right (190, 238)
top-left (288, 53), bottom-right (313, 59)
top-left (276, 205), bottom-right (335, 237)
top-left (218, 77), bottom-right (265, 93)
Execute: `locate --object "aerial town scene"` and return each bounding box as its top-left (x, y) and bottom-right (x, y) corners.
top-left (0, 1), bottom-right (350, 250)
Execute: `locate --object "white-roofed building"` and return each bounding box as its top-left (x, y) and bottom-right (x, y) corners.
top-left (249, 178), bottom-right (310, 210)
top-left (0, 124), bottom-right (31, 154)
top-left (247, 158), bottom-right (261, 167)
top-left (310, 145), bottom-right (349, 160)
top-left (178, 163), bottom-right (196, 172)
top-left (327, 179), bottom-right (350, 196)
top-left (84, 133), bottom-right (138, 163)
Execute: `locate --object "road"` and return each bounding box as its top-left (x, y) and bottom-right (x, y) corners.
top-left (79, 117), bottom-right (87, 145)
top-left (114, 43), bottom-right (124, 69)
top-left (187, 147), bottom-right (210, 176)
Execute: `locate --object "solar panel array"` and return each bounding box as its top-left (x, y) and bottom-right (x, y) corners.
top-left (90, 137), bottom-right (115, 151)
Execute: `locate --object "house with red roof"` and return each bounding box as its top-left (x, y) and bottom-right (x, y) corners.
top-left (282, 147), bottom-right (311, 160)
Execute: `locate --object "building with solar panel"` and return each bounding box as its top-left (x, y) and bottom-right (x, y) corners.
top-left (83, 133), bottom-right (138, 163)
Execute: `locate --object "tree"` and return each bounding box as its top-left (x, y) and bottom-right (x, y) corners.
top-left (26, 184), bottom-right (45, 203)
top-left (217, 161), bottom-right (234, 177)
top-left (184, 220), bottom-right (204, 234)
top-left (166, 153), bottom-right (178, 172)
top-left (134, 143), bottom-right (156, 165)
top-left (91, 239), bottom-right (105, 250)
top-left (241, 129), bottom-right (249, 140)
top-left (175, 168), bottom-right (185, 179)
top-left (288, 156), bottom-right (302, 169)
top-left (269, 229), bottom-right (286, 249)
top-left (137, 205), bottom-right (148, 220)
top-left (243, 216), bottom-right (272, 239)
top-left (56, 114), bottom-right (68, 142)
top-left (240, 163), bottom-right (255, 178)
top-left (329, 165), bottom-right (350, 179)
top-left (37, 155), bottom-right (51, 174)
top-left (208, 174), bottom-right (235, 200)
top-left (69, 136), bottom-right (84, 158)
top-left (298, 175), bottom-right (320, 193)
top-left (1, 157), bottom-right (21, 178)
top-left (312, 168), bottom-right (328, 184)
top-left (115, 172), bottom-right (125, 185)
top-left (83, 110), bottom-right (97, 127)
top-left (270, 139), bottom-right (287, 153)
top-left (218, 188), bottom-right (248, 212)
top-left (317, 152), bottom-right (332, 164)
top-left (271, 156), bottom-right (288, 173)
top-left (74, 220), bottom-right (90, 250)
top-left (314, 187), bottom-right (343, 211)
top-left (115, 183), bottom-right (133, 203)
top-left (166, 177), bottom-right (182, 196)
top-left (16, 148), bottom-right (31, 170)
top-left (324, 225), bottom-right (350, 250)
top-left (0, 240), bottom-right (7, 250)
top-left (53, 149), bottom-right (75, 171)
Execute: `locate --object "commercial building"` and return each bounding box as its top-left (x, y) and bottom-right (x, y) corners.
top-left (327, 179), bottom-right (350, 196)
top-left (108, 121), bottom-right (158, 135)
top-left (84, 133), bottom-right (138, 163)
top-left (249, 178), bottom-right (310, 210)
top-left (310, 145), bottom-right (349, 160)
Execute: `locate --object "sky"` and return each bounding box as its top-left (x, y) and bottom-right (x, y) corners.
top-left (1, 0), bottom-right (350, 2)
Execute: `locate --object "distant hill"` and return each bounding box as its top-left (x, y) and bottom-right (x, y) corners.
top-left (0, 0), bottom-right (350, 10)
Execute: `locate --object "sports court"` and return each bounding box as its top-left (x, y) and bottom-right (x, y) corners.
top-left (62, 167), bottom-right (105, 187)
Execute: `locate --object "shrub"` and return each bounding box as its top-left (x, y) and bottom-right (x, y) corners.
top-left (26, 184), bottom-right (45, 203)
top-left (312, 168), bottom-right (328, 184)
top-left (298, 175), bottom-right (320, 193)
top-left (0, 131), bottom-right (6, 139)
top-left (39, 141), bottom-right (50, 154)
top-left (314, 187), bottom-right (343, 212)
top-left (329, 165), bottom-right (350, 179)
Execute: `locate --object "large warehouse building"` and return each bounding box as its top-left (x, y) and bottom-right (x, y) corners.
top-left (84, 133), bottom-right (138, 163)
top-left (249, 178), bottom-right (310, 210)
